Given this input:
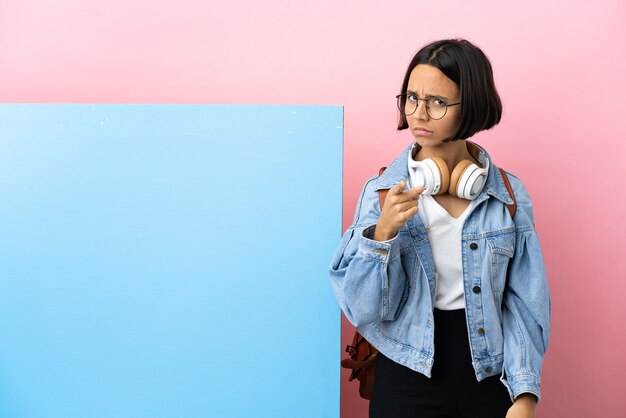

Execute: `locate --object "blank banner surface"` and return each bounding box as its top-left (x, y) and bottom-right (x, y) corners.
top-left (0, 104), bottom-right (342, 418)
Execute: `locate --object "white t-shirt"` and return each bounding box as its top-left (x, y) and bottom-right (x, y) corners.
top-left (418, 194), bottom-right (475, 310)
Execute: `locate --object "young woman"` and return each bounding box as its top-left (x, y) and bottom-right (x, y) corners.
top-left (330, 39), bottom-right (551, 418)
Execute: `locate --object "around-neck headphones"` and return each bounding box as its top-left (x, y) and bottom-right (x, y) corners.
top-left (407, 142), bottom-right (489, 200)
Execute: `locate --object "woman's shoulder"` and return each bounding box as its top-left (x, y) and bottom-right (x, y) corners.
top-left (348, 175), bottom-right (385, 228)
top-left (498, 169), bottom-right (531, 203)
top-left (496, 168), bottom-right (537, 228)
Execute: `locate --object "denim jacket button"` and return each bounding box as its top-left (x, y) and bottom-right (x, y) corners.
top-left (485, 366), bottom-right (492, 373)
top-left (472, 286), bottom-right (481, 294)
top-left (372, 248), bottom-right (388, 256)
top-left (477, 327), bottom-right (485, 334)
top-left (470, 242), bottom-right (478, 250)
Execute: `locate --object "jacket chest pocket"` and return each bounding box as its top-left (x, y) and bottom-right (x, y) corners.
top-left (486, 232), bottom-right (515, 294)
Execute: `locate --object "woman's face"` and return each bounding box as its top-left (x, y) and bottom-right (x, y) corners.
top-left (405, 64), bottom-right (461, 148)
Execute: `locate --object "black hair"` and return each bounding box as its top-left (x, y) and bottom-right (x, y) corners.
top-left (397, 39), bottom-right (502, 141)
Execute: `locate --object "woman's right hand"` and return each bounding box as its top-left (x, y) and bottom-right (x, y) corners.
top-left (373, 180), bottom-right (424, 241)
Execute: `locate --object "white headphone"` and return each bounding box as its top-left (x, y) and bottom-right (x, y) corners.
top-left (407, 143), bottom-right (489, 200)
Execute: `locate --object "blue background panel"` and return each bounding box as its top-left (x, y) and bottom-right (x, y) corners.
top-left (0, 104), bottom-right (342, 418)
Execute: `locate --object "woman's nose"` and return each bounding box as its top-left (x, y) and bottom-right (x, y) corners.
top-left (412, 100), bottom-right (429, 120)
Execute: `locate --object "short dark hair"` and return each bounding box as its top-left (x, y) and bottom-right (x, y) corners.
top-left (397, 39), bottom-right (502, 141)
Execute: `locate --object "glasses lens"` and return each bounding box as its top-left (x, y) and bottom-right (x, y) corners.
top-left (399, 95), bottom-right (417, 116)
top-left (426, 97), bottom-right (447, 120)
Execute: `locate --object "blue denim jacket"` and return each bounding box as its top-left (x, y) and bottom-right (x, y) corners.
top-left (330, 142), bottom-right (551, 402)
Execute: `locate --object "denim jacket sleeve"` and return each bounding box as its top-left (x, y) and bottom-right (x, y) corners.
top-left (501, 175), bottom-right (551, 403)
top-left (329, 176), bottom-right (409, 327)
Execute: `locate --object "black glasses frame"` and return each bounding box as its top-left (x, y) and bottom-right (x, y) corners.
top-left (396, 93), bottom-right (461, 120)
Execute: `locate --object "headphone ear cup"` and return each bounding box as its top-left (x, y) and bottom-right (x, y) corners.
top-left (449, 160), bottom-right (474, 198)
top-left (429, 157), bottom-right (450, 194)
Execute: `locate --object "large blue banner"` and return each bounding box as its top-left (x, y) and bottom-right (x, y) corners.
top-left (0, 104), bottom-right (342, 418)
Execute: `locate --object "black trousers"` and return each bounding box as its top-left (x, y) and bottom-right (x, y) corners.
top-left (369, 309), bottom-right (512, 418)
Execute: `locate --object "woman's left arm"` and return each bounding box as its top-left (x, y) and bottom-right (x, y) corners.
top-left (501, 175), bottom-right (552, 405)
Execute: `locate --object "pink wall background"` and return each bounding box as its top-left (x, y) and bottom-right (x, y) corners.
top-left (2, 0), bottom-right (625, 416)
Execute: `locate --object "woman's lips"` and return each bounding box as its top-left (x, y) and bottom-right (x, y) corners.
top-left (413, 127), bottom-right (433, 135)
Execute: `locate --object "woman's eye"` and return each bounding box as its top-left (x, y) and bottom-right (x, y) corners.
top-left (432, 98), bottom-right (446, 107)
top-left (407, 94), bottom-right (417, 102)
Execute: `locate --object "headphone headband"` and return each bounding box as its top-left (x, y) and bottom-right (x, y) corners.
top-left (465, 141), bottom-right (489, 172)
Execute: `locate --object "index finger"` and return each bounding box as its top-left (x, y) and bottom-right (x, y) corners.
top-left (387, 180), bottom-right (408, 196)
top-left (401, 186), bottom-right (424, 200)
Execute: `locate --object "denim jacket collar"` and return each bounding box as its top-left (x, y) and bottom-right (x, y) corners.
top-left (372, 141), bottom-right (514, 205)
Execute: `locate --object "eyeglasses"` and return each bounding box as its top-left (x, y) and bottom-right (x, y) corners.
top-left (396, 93), bottom-right (461, 120)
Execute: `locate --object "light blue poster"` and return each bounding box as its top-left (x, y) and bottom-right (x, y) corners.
top-left (0, 104), bottom-right (342, 418)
